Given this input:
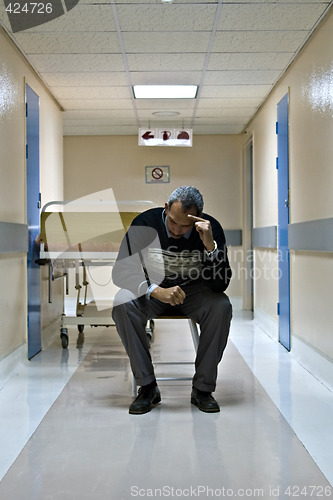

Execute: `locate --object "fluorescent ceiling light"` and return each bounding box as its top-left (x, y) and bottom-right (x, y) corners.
top-left (133, 85), bottom-right (198, 99)
top-left (152, 111), bottom-right (180, 117)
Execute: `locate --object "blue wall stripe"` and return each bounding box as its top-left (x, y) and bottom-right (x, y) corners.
top-left (252, 226), bottom-right (277, 249)
top-left (225, 229), bottom-right (242, 246)
top-left (289, 218), bottom-right (333, 252)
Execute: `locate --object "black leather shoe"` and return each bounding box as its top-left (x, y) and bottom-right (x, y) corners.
top-left (191, 387), bottom-right (220, 413)
top-left (129, 384), bottom-right (161, 415)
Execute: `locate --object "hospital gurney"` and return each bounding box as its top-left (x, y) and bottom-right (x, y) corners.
top-left (39, 197), bottom-right (155, 348)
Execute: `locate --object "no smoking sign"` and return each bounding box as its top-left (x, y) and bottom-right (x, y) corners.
top-left (145, 166), bottom-right (170, 184)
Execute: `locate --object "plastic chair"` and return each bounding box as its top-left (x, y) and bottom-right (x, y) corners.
top-left (132, 315), bottom-right (199, 397)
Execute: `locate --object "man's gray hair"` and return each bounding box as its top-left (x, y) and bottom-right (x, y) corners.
top-left (168, 186), bottom-right (204, 215)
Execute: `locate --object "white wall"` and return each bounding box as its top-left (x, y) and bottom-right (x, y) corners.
top-left (241, 8), bottom-right (333, 377)
top-left (0, 26), bottom-right (64, 362)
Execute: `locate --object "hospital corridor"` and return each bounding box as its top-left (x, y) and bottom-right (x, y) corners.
top-left (1, 0), bottom-right (333, 498)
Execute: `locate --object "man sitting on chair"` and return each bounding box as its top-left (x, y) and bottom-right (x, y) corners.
top-left (112, 186), bottom-right (232, 414)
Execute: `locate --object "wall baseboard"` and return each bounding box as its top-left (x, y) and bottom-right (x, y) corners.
top-left (254, 307), bottom-right (278, 341)
top-left (291, 336), bottom-right (333, 392)
top-left (254, 307), bottom-right (333, 392)
top-left (0, 319), bottom-right (62, 390)
top-left (0, 344), bottom-right (27, 391)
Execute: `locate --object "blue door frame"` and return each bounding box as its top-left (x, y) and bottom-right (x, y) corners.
top-left (26, 84), bottom-right (41, 359)
top-left (249, 142), bottom-right (254, 310)
top-left (277, 93), bottom-right (291, 351)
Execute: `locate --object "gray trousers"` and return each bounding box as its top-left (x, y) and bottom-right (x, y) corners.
top-left (112, 283), bottom-right (232, 392)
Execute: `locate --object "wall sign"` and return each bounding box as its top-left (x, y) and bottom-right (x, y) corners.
top-left (139, 128), bottom-right (192, 147)
top-left (145, 166), bottom-right (170, 184)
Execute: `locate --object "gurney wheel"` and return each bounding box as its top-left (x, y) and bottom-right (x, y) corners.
top-left (60, 329), bottom-right (69, 349)
top-left (78, 324), bottom-right (84, 333)
top-left (61, 334), bottom-right (68, 348)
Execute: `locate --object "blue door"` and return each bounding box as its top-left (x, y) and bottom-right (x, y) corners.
top-left (26, 84), bottom-right (41, 359)
top-left (277, 93), bottom-right (290, 350)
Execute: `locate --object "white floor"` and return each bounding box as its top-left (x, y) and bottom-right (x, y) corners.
top-left (0, 300), bottom-right (332, 498)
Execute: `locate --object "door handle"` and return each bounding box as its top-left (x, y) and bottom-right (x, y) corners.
top-left (284, 190), bottom-right (290, 208)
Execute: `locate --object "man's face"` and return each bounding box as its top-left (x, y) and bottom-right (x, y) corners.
top-left (165, 201), bottom-right (197, 239)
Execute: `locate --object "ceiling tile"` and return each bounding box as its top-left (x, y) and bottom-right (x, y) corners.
top-left (208, 53), bottom-right (294, 72)
top-left (44, 72), bottom-right (128, 87)
top-left (215, 0), bottom-right (267, 2)
top-left (193, 124), bottom-right (244, 134)
top-left (137, 109), bottom-right (194, 120)
top-left (137, 120), bottom-right (193, 131)
top-left (204, 69), bottom-right (282, 85)
top-left (127, 53), bottom-right (206, 72)
top-left (63, 109), bottom-right (136, 120)
top-left (14, 32), bottom-right (120, 54)
top-left (60, 94), bottom-right (134, 109)
top-left (194, 115), bottom-right (250, 124)
top-left (29, 54), bottom-right (124, 73)
top-left (51, 86), bottom-right (131, 100)
top-left (116, 4), bottom-right (217, 31)
top-left (201, 85), bottom-right (272, 99)
top-left (196, 107), bottom-right (258, 118)
top-left (218, 4), bottom-right (328, 31)
top-left (113, 0), bottom-right (218, 3)
top-left (212, 30), bottom-right (310, 53)
top-left (63, 116), bottom-right (135, 125)
top-left (224, 0), bottom-right (330, 3)
top-left (131, 71), bottom-right (202, 86)
top-left (123, 32), bottom-right (210, 53)
top-left (197, 97), bottom-right (262, 109)
top-left (64, 112), bottom-right (136, 123)
top-left (135, 99), bottom-right (196, 110)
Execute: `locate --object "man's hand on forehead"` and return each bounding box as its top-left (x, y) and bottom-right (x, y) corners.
top-left (187, 215), bottom-right (215, 253)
